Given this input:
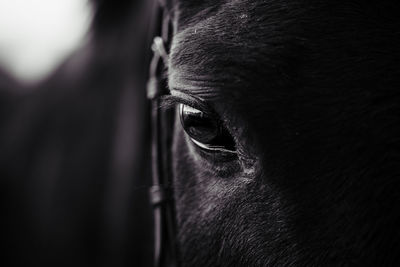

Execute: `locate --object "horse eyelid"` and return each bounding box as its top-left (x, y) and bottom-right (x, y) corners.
top-left (158, 94), bottom-right (214, 116)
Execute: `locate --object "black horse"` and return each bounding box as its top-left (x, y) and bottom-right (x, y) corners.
top-left (164, 0), bottom-right (400, 266)
top-left (1, 0), bottom-right (399, 266)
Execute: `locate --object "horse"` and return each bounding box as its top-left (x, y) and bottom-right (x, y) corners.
top-left (160, 0), bottom-right (400, 265)
top-left (1, 0), bottom-right (399, 266)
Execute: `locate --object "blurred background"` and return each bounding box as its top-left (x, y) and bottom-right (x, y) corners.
top-left (1, 0), bottom-right (153, 266)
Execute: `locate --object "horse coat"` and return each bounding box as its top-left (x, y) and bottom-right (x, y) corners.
top-left (166, 0), bottom-right (400, 266)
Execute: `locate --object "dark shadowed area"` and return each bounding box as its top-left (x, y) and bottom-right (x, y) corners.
top-left (1, 0), bottom-right (154, 266)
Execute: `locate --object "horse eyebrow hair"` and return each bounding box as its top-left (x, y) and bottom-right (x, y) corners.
top-left (167, 87), bottom-right (217, 110)
top-left (171, 85), bottom-right (220, 98)
top-left (168, 71), bottom-right (223, 101)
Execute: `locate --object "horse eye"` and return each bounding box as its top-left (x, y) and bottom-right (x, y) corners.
top-left (179, 104), bottom-right (236, 153)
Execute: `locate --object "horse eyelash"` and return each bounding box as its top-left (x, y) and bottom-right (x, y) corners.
top-left (158, 95), bottom-right (182, 109)
top-left (158, 94), bottom-right (214, 116)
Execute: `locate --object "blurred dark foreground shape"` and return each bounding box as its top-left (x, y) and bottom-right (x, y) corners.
top-left (1, 0), bottom-right (154, 266)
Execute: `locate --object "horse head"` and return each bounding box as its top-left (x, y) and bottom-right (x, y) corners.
top-left (164, 0), bottom-right (400, 265)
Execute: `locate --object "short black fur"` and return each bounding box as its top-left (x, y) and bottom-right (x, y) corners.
top-left (169, 0), bottom-right (400, 266)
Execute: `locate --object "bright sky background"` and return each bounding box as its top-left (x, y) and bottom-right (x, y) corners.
top-left (0, 0), bottom-right (93, 85)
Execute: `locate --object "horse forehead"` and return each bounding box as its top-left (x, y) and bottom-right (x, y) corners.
top-left (171, 1), bottom-right (276, 58)
top-left (170, 9), bottom-right (256, 68)
top-left (169, 2), bottom-right (289, 86)
top-left (169, 1), bottom-right (305, 104)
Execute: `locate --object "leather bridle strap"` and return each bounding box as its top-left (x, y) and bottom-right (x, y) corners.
top-left (147, 0), bottom-right (178, 266)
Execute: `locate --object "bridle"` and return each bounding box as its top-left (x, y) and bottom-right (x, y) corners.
top-left (147, 0), bottom-right (179, 267)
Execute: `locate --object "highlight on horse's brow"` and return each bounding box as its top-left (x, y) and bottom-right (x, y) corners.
top-left (168, 70), bottom-right (223, 100)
